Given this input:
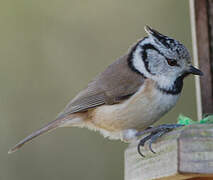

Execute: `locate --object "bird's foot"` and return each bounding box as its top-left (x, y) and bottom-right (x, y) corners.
top-left (136, 124), bottom-right (183, 157)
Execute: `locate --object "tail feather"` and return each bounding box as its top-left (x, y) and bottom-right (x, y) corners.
top-left (8, 117), bottom-right (81, 154)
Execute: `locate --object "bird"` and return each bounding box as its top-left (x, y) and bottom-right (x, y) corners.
top-left (8, 25), bottom-right (203, 156)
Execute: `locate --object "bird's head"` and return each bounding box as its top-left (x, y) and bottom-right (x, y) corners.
top-left (129, 25), bottom-right (203, 94)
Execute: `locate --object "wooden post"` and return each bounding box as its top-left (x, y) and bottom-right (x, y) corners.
top-left (124, 0), bottom-right (213, 179)
top-left (190, 0), bottom-right (213, 116)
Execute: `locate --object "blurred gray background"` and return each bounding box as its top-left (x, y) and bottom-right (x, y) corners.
top-left (1, 0), bottom-right (196, 180)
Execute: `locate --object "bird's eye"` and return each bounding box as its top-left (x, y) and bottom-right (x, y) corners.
top-left (166, 59), bottom-right (177, 66)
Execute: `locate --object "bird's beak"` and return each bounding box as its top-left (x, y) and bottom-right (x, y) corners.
top-left (188, 65), bottom-right (203, 76)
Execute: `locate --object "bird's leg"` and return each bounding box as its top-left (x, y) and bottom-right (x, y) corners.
top-left (136, 124), bottom-right (184, 157)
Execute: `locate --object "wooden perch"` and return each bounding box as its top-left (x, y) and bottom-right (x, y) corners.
top-left (125, 124), bottom-right (213, 180)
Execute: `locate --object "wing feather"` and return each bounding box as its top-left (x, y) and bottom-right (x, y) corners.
top-left (57, 54), bottom-right (145, 119)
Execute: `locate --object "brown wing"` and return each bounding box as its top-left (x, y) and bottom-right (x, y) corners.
top-left (57, 54), bottom-right (145, 119)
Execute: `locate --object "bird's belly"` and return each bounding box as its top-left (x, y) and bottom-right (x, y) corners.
top-left (89, 84), bottom-right (180, 132)
top-left (119, 90), bottom-right (179, 130)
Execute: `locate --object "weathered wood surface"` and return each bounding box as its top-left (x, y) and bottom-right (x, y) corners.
top-left (125, 125), bottom-right (213, 180)
top-left (192, 0), bottom-right (213, 115)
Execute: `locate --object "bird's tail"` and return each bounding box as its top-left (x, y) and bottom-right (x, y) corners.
top-left (8, 116), bottom-right (82, 154)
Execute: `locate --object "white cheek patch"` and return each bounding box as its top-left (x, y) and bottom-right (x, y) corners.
top-left (133, 49), bottom-right (174, 89)
top-left (154, 75), bottom-right (176, 90)
top-left (132, 42), bottom-right (178, 91)
top-left (132, 47), bottom-right (153, 79)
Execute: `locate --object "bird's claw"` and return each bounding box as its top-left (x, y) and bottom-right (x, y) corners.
top-left (137, 133), bottom-right (154, 157)
top-left (137, 124), bottom-right (183, 157)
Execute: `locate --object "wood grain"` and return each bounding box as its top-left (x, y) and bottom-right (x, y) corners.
top-left (194, 0), bottom-right (213, 114)
top-left (125, 125), bottom-right (213, 180)
top-left (208, 0), bottom-right (213, 86)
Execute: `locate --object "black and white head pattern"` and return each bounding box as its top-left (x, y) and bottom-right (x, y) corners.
top-left (128, 26), bottom-right (191, 95)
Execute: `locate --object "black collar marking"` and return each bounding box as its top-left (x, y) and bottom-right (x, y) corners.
top-left (157, 72), bottom-right (189, 95)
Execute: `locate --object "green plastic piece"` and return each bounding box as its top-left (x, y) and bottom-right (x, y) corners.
top-left (177, 114), bottom-right (213, 125)
top-left (200, 115), bottom-right (213, 124)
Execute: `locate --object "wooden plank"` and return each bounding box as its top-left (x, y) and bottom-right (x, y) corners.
top-left (193, 0), bottom-right (213, 114)
top-left (125, 125), bottom-right (213, 180)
